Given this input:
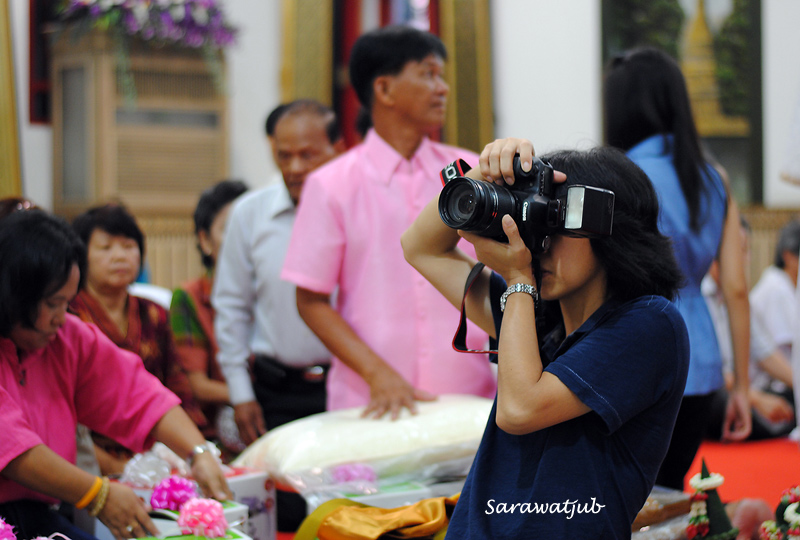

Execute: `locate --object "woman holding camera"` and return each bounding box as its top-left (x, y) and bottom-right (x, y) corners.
top-left (402, 138), bottom-right (689, 538)
top-left (604, 47), bottom-right (752, 489)
top-left (0, 210), bottom-right (231, 540)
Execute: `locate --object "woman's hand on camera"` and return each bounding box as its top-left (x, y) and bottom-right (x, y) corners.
top-left (460, 215), bottom-right (534, 286)
top-left (474, 137), bottom-right (567, 187)
top-left (478, 138), bottom-right (536, 185)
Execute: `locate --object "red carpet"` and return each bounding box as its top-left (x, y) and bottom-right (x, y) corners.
top-left (685, 437), bottom-right (800, 507)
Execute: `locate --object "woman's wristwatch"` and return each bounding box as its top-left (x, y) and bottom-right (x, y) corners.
top-left (500, 283), bottom-right (539, 312)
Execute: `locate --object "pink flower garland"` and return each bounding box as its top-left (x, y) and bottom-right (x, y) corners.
top-left (331, 463), bottom-right (377, 484)
top-left (178, 498), bottom-right (228, 538)
top-left (0, 518), bottom-right (15, 540)
top-left (151, 475), bottom-right (200, 511)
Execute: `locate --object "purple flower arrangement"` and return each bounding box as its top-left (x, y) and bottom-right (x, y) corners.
top-left (57, 0), bottom-right (237, 50)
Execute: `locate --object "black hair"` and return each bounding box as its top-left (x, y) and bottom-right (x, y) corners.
top-left (542, 147), bottom-right (684, 302)
top-left (0, 210), bottom-right (86, 336)
top-left (193, 179), bottom-right (249, 268)
top-left (604, 47), bottom-right (711, 232)
top-left (355, 106), bottom-right (373, 139)
top-left (264, 103), bottom-right (288, 137)
top-left (265, 99), bottom-right (341, 144)
top-left (774, 218), bottom-right (800, 268)
top-left (72, 203), bottom-right (146, 265)
top-left (0, 197), bottom-right (37, 221)
top-left (349, 25), bottom-right (447, 109)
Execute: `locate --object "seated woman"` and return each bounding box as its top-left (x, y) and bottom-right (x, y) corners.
top-left (0, 210), bottom-right (230, 540)
top-left (70, 203), bottom-right (203, 474)
top-left (401, 139), bottom-right (689, 538)
top-left (170, 180), bottom-right (248, 456)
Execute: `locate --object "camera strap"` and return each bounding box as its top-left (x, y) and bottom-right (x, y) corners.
top-left (452, 261), bottom-right (498, 355)
top-left (440, 159), bottom-right (472, 185)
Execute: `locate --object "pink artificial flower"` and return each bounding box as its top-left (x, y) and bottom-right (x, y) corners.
top-left (178, 498), bottom-right (228, 538)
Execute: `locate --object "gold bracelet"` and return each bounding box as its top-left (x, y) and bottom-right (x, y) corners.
top-left (88, 476), bottom-right (110, 517)
top-left (75, 476), bottom-right (103, 510)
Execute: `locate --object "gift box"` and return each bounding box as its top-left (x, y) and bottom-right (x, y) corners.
top-left (224, 467), bottom-right (276, 540)
top-left (95, 501), bottom-right (250, 540)
top-left (151, 500), bottom-right (249, 528)
top-left (138, 521), bottom-right (254, 540)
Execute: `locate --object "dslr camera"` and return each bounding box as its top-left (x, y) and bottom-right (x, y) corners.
top-left (438, 156), bottom-right (615, 255)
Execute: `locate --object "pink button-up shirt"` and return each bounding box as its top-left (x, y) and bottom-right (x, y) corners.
top-left (0, 314), bottom-right (180, 504)
top-left (282, 130), bottom-right (497, 410)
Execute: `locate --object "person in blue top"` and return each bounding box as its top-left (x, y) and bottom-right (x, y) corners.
top-left (402, 138), bottom-right (690, 538)
top-left (604, 47), bottom-right (752, 490)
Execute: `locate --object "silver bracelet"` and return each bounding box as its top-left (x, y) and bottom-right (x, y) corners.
top-left (186, 442), bottom-right (214, 467)
top-left (499, 283), bottom-right (539, 312)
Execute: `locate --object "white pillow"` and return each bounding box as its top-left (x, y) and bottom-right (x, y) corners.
top-left (232, 394), bottom-right (492, 478)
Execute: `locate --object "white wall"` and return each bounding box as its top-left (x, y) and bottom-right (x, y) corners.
top-left (225, 0), bottom-right (282, 188)
top-left (489, 0), bottom-right (603, 154)
top-left (9, 0), bottom-right (800, 208)
top-left (762, 0), bottom-right (800, 207)
top-left (11, 0), bottom-right (52, 209)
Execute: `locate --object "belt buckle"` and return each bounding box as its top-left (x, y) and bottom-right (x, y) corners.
top-left (302, 365), bottom-right (326, 383)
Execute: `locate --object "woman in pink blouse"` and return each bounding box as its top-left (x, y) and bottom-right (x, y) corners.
top-left (0, 210), bottom-right (230, 540)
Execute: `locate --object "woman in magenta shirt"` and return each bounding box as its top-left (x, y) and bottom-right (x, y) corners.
top-left (0, 210), bottom-right (230, 540)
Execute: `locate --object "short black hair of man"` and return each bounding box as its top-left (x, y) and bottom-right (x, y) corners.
top-left (774, 218), bottom-right (800, 268)
top-left (264, 103), bottom-right (288, 137)
top-left (0, 210), bottom-right (86, 336)
top-left (349, 25), bottom-right (447, 109)
top-left (264, 99), bottom-right (341, 144)
top-left (193, 179), bottom-right (249, 268)
top-left (72, 203), bottom-right (146, 270)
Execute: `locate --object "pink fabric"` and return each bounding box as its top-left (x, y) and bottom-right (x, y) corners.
top-left (0, 314), bottom-right (180, 504)
top-left (282, 130), bottom-right (497, 409)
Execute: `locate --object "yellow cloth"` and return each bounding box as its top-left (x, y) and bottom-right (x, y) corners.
top-left (295, 495), bottom-right (460, 540)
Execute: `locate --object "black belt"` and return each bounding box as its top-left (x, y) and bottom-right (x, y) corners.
top-left (254, 355), bottom-right (329, 384)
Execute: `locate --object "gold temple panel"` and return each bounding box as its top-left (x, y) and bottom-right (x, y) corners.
top-left (280, 0), bottom-right (334, 105)
top-left (439, 0), bottom-right (494, 153)
top-left (0, 0), bottom-right (21, 197)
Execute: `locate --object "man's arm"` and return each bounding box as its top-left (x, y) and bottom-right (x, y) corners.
top-left (757, 349), bottom-right (794, 389)
top-left (212, 200), bottom-right (265, 444)
top-left (296, 287), bottom-right (435, 419)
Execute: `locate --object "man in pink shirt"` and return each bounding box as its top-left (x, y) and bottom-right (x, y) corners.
top-left (281, 25), bottom-right (496, 418)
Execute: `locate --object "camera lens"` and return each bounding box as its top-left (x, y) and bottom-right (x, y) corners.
top-left (438, 177), bottom-right (516, 239)
top-left (450, 183), bottom-right (477, 222)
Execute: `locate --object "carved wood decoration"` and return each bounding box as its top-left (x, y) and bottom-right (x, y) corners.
top-left (50, 30), bottom-right (229, 219)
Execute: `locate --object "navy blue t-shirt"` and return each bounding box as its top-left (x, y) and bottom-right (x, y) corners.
top-left (445, 273), bottom-right (690, 540)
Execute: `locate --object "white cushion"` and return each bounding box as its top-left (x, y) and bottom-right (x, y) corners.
top-left (232, 394), bottom-right (492, 480)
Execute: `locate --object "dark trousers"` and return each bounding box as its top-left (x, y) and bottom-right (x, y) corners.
top-left (0, 500), bottom-right (98, 540)
top-left (252, 355), bottom-right (327, 532)
top-left (656, 393), bottom-right (716, 490)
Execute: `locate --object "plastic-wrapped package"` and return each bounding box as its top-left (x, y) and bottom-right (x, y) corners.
top-left (233, 394), bottom-right (492, 506)
top-left (120, 442), bottom-right (225, 487)
top-left (120, 450), bottom-right (173, 488)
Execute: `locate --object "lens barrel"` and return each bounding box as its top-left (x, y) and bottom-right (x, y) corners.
top-left (438, 177), bottom-right (517, 238)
